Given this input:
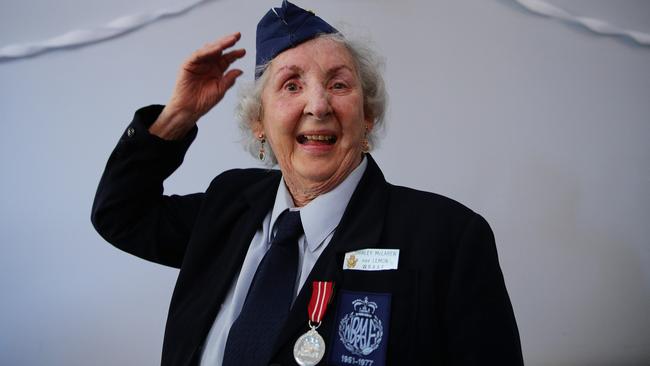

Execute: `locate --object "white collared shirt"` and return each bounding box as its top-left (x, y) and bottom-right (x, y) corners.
top-left (199, 157), bottom-right (367, 366)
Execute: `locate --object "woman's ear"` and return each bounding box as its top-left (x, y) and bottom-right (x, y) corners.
top-left (363, 105), bottom-right (375, 132)
top-left (256, 102), bottom-right (264, 123)
top-left (251, 120), bottom-right (264, 138)
top-left (364, 115), bottom-right (374, 133)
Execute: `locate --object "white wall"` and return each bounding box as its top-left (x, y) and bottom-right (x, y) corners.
top-left (1, 0), bottom-right (648, 365)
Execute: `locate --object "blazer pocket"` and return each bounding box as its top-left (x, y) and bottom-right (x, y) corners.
top-left (333, 269), bottom-right (419, 363)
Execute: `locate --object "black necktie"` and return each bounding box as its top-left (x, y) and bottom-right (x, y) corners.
top-left (222, 209), bottom-right (303, 365)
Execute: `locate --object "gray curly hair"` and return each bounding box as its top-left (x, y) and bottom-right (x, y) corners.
top-left (236, 33), bottom-right (387, 166)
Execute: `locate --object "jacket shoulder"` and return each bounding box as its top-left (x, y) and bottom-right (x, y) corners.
top-left (388, 184), bottom-right (476, 220)
top-left (383, 184), bottom-right (488, 245)
top-left (205, 168), bottom-right (281, 197)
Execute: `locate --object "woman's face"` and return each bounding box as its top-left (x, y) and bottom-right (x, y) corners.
top-left (255, 37), bottom-right (372, 197)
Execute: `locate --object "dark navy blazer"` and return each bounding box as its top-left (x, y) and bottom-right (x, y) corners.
top-left (92, 105), bottom-right (524, 365)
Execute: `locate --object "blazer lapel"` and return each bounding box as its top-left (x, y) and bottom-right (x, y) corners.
top-left (186, 170), bottom-right (281, 361)
top-left (203, 170), bottom-right (280, 301)
top-left (271, 155), bottom-right (391, 356)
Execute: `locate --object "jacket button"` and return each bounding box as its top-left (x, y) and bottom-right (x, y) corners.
top-left (127, 127), bottom-right (135, 137)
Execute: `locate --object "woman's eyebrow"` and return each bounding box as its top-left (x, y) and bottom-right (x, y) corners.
top-left (271, 64), bottom-right (355, 81)
top-left (326, 65), bottom-right (355, 77)
top-left (274, 64), bottom-right (303, 76)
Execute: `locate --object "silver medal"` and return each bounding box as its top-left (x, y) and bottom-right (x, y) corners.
top-left (293, 328), bottom-right (326, 366)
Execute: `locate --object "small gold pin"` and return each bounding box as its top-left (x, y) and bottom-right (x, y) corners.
top-left (346, 254), bottom-right (358, 269)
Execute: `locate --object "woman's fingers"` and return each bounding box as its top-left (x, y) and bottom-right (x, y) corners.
top-left (223, 48), bottom-right (246, 61)
top-left (183, 48), bottom-right (245, 79)
top-left (194, 32), bottom-right (242, 61)
top-left (166, 32), bottom-right (246, 119)
top-left (221, 48), bottom-right (246, 65)
top-left (221, 69), bottom-right (244, 91)
top-left (212, 31), bottom-right (241, 50)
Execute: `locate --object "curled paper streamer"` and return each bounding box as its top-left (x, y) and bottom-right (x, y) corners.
top-left (0, 0), bottom-right (215, 61)
top-left (514, 0), bottom-right (650, 46)
top-left (1, 0), bottom-right (648, 62)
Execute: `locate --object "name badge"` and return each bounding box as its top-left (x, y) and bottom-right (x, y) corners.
top-left (329, 291), bottom-right (391, 366)
top-left (343, 249), bottom-right (399, 271)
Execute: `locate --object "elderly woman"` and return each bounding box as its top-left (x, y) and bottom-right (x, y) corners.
top-left (92, 1), bottom-right (523, 365)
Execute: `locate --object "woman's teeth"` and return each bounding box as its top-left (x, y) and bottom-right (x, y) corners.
top-left (297, 135), bottom-right (337, 144)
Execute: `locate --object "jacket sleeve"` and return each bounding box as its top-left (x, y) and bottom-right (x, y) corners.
top-left (91, 105), bottom-right (202, 268)
top-left (444, 213), bottom-right (524, 365)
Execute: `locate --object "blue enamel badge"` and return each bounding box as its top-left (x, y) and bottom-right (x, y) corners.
top-left (329, 291), bottom-right (391, 366)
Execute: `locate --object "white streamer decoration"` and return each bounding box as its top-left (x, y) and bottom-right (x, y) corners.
top-left (514, 0), bottom-right (650, 46)
top-left (0, 0), bottom-right (214, 61)
top-left (0, 0), bottom-right (648, 62)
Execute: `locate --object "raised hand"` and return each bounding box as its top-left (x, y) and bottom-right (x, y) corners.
top-left (150, 32), bottom-right (246, 140)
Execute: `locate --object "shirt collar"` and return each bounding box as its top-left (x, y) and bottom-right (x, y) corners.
top-left (269, 156), bottom-right (368, 252)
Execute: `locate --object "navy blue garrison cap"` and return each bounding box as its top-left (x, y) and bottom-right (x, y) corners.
top-left (255, 0), bottom-right (338, 78)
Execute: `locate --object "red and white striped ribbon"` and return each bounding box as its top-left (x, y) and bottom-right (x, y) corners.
top-left (308, 281), bottom-right (334, 324)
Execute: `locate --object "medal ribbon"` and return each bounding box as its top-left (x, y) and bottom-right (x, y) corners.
top-left (308, 281), bottom-right (334, 324)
